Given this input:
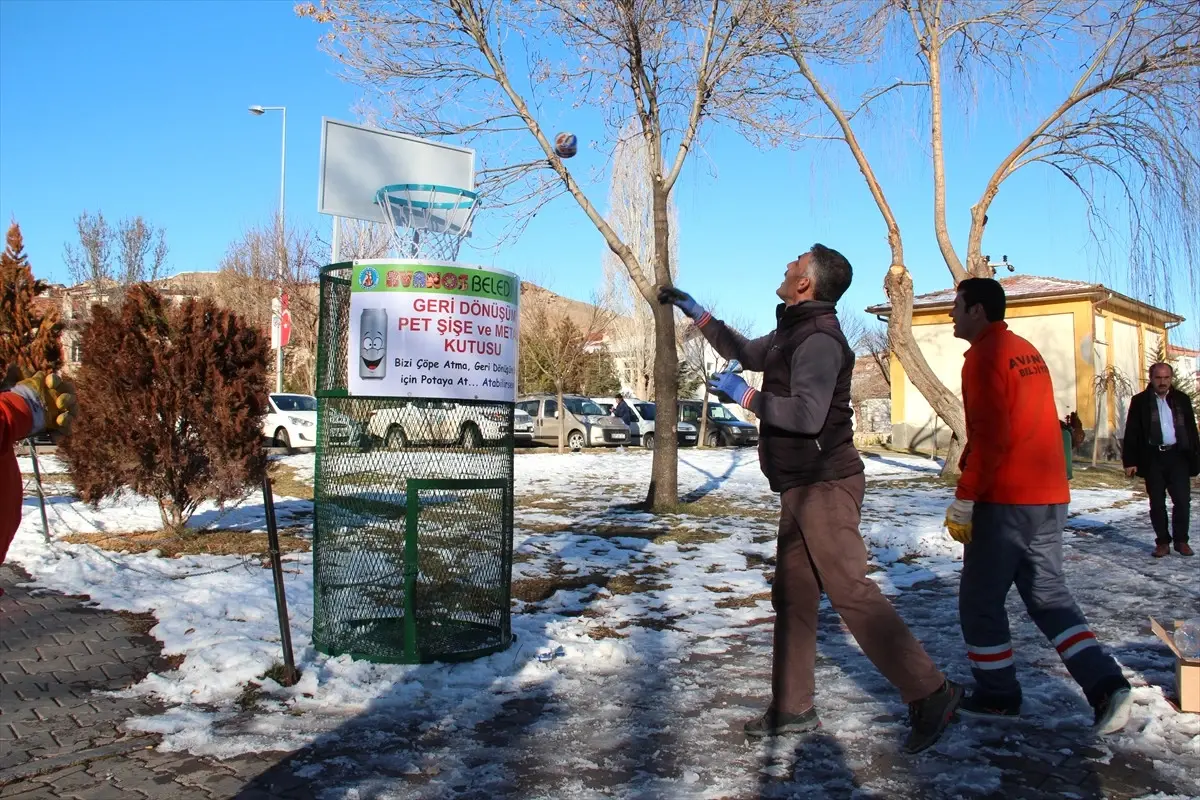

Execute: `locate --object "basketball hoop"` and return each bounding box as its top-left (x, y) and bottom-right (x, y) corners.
top-left (374, 183), bottom-right (479, 261)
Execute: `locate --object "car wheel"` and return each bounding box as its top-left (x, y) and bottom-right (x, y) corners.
top-left (386, 425), bottom-right (408, 450)
top-left (274, 427), bottom-right (294, 453)
top-left (642, 433), bottom-right (655, 450)
top-left (706, 431), bottom-right (722, 448)
top-left (567, 430), bottom-right (586, 451)
top-left (461, 423), bottom-right (483, 449)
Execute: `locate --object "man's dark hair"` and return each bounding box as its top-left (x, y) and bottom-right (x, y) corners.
top-left (1149, 361), bottom-right (1174, 378)
top-left (957, 277), bottom-right (1006, 322)
top-left (808, 244), bottom-right (853, 303)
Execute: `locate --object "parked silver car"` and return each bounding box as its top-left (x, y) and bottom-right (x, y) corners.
top-left (591, 397), bottom-right (697, 449)
top-left (516, 394), bottom-right (630, 450)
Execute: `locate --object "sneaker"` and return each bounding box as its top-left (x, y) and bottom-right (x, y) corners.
top-left (743, 706), bottom-right (821, 738)
top-left (1092, 681), bottom-right (1133, 735)
top-left (1152, 543), bottom-right (1170, 558)
top-left (1175, 541), bottom-right (1194, 557)
top-left (904, 680), bottom-right (964, 754)
top-left (959, 691), bottom-right (1022, 719)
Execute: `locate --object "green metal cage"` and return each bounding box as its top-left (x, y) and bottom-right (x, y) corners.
top-left (312, 263), bottom-right (515, 664)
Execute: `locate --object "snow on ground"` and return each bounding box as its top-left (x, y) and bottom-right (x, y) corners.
top-left (10, 448), bottom-right (1200, 798)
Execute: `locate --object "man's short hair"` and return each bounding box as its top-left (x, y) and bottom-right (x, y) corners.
top-left (808, 244), bottom-right (853, 303)
top-left (957, 277), bottom-right (1006, 322)
top-left (1149, 362), bottom-right (1174, 378)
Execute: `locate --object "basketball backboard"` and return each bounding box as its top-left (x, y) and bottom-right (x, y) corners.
top-left (317, 119), bottom-right (475, 225)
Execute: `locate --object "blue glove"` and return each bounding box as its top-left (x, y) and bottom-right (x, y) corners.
top-left (708, 371), bottom-right (757, 408)
top-left (657, 286), bottom-right (708, 323)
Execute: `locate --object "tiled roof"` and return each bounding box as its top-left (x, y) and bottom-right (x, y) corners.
top-left (865, 274), bottom-right (1183, 323)
top-left (1168, 344), bottom-right (1200, 357)
top-left (906, 275), bottom-right (1099, 306)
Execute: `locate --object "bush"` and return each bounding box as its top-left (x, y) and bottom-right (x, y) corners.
top-left (0, 221), bottom-right (62, 379)
top-left (62, 285), bottom-right (269, 531)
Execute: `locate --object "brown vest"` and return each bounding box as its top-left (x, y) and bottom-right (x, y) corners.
top-left (759, 302), bottom-right (863, 491)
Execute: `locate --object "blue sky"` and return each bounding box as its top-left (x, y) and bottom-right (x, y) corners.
top-left (2, 0), bottom-right (1195, 349)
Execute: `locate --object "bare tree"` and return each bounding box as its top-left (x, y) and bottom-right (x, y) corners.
top-left (842, 309), bottom-right (891, 387)
top-left (116, 217), bottom-right (169, 285)
top-left (64, 211), bottom-right (170, 305)
top-left (1090, 365), bottom-right (1133, 465)
top-left (601, 120), bottom-right (680, 401)
top-left (297, 0), bottom-right (798, 509)
top-left (678, 307), bottom-right (755, 447)
top-left (519, 289), bottom-right (613, 452)
top-left (337, 218), bottom-right (393, 260)
top-left (214, 222), bottom-right (327, 393)
top-left (776, 0), bottom-right (1200, 472)
top-left (63, 210), bottom-right (114, 290)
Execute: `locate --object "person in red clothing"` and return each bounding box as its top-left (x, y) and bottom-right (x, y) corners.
top-left (945, 278), bottom-right (1132, 735)
top-left (1, 369), bottom-right (76, 566)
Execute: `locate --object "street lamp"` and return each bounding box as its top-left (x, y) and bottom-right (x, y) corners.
top-left (249, 105), bottom-right (287, 393)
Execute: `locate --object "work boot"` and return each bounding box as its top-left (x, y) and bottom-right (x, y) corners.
top-left (1175, 541), bottom-right (1194, 557)
top-left (743, 706), bottom-right (821, 738)
top-left (904, 679), bottom-right (963, 754)
top-left (1152, 543), bottom-right (1170, 558)
top-left (959, 690), bottom-right (1022, 719)
top-left (1088, 676), bottom-right (1133, 735)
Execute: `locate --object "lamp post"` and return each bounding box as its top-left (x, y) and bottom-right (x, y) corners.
top-left (249, 104), bottom-right (287, 393)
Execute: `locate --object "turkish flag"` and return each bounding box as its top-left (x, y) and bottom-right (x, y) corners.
top-left (280, 309), bottom-right (292, 348)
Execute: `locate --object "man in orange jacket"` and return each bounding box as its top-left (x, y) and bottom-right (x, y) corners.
top-left (1, 369), bottom-right (76, 566)
top-left (945, 278), bottom-right (1131, 735)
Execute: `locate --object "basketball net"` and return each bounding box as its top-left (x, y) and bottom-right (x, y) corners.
top-left (375, 184), bottom-right (479, 262)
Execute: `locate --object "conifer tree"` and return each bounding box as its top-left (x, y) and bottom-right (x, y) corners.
top-left (61, 285), bottom-right (269, 531)
top-left (0, 222), bottom-right (63, 380)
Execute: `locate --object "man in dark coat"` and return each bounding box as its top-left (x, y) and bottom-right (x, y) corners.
top-left (658, 244), bottom-right (961, 754)
top-left (1122, 362), bottom-right (1199, 557)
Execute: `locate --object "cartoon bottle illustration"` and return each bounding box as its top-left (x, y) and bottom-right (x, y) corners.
top-left (360, 308), bottom-right (387, 379)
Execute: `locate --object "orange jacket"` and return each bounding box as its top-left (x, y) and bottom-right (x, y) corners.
top-left (956, 322), bottom-right (1070, 505)
top-left (1, 391), bottom-right (34, 564)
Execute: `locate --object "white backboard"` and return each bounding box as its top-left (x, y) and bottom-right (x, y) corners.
top-left (318, 119), bottom-right (475, 224)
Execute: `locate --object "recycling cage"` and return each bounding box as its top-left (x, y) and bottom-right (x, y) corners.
top-left (311, 262), bottom-right (515, 664)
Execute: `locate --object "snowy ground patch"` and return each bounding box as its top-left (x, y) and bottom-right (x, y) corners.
top-left (11, 448), bottom-right (1198, 798)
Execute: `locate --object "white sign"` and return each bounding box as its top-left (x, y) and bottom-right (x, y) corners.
top-left (347, 259), bottom-right (519, 402)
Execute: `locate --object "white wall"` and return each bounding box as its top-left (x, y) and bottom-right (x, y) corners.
top-left (1112, 320), bottom-right (1141, 436)
top-left (899, 313), bottom-right (1077, 449)
top-left (1093, 313), bottom-right (1109, 440)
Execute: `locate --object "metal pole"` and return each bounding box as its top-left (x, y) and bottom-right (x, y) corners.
top-left (261, 472), bottom-right (298, 685)
top-left (25, 439), bottom-right (51, 544)
top-left (275, 108), bottom-right (287, 394)
top-left (331, 215), bottom-right (342, 263)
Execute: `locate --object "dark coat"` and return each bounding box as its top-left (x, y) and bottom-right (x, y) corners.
top-left (1122, 387), bottom-right (1200, 476)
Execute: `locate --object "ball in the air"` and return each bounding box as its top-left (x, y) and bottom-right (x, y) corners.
top-left (554, 132), bottom-right (578, 158)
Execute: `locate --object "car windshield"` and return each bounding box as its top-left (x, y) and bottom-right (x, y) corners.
top-left (565, 398), bottom-right (604, 416)
top-left (635, 403), bottom-right (656, 421)
top-left (273, 395), bottom-right (316, 412)
top-left (594, 402), bottom-right (613, 415)
top-left (707, 403), bottom-right (737, 421)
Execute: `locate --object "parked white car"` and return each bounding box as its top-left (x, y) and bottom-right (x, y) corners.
top-left (367, 400), bottom-right (514, 449)
top-left (263, 393), bottom-right (317, 451)
top-left (591, 396), bottom-right (697, 449)
top-left (513, 407), bottom-right (535, 444)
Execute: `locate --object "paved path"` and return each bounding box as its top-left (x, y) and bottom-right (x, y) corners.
top-left (2, 507), bottom-right (1197, 799)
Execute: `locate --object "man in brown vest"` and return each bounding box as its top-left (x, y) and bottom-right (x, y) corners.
top-left (659, 245), bottom-right (961, 754)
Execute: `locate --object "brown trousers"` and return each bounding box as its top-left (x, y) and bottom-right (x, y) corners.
top-left (772, 472), bottom-right (944, 712)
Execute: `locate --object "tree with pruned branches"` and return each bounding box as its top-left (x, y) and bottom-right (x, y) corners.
top-left (775, 0), bottom-right (1200, 472)
top-left (297, 0), bottom-right (798, 509)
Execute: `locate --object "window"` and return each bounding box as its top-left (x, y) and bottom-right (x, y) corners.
top-left (634, 403), bottom-right (656, 421)
top-left (564, 398), bottom-right (604, 416)
top-left (272, 394), bottom-right (317, 412)
top-left (517, 401), bottom-right (540, 417)
top-left (707, 403), bottom-right (736, 421)
top-left (544, 399), bottom-right (558, 418)
top-left (680, 403), bottom-right (700, 423)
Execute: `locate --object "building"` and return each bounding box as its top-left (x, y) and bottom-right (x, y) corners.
top-left (1167, 343), bottom-right (1200, 392)
top-left (851, 354), bottom-right (891, 441)
top-left (866, 275), bottom-right (1186, 458)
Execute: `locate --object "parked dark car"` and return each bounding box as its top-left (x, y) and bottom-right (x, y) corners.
top-left (678, 400), bottom-right (759, 448)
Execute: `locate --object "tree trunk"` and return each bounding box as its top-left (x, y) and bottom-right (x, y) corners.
top-left (646, 184), bottom-right (678, 509)
top-left (557, 384), bottom-right (566, 454)
top-left (884, 264), bottom-right (967, 477)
